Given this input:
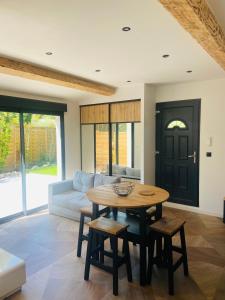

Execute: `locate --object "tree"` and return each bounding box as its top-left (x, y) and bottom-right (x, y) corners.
top-left (0, 112), bottom-right (18, 171)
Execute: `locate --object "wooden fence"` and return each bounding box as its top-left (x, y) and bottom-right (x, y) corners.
top-left (96, 130), bottom-right (128, 172)
top-left (3, 126), bottom-right (56, 172)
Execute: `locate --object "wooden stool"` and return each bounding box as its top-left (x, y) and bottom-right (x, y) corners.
top-left (147, 217), bottom-right (189, 295)
top-left (77, 206), bottom-right (109, 257)
top-left (84, 216), bottom-right (132, 296)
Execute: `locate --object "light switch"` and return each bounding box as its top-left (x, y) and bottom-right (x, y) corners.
top-left (207, 137), bottom-right (213, 147)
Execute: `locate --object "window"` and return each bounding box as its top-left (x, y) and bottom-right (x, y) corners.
top-left (81, 125), bottom-right (95, 173)
top-left (96, 124), bottom-right (109, 174)
top-left (80, 101), bottom-right (141, 179)
top-left (167, 120), bottom-right (187, 129)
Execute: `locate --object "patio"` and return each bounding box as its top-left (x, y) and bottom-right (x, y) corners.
top-left (0, 172), bottom-right (58, 219)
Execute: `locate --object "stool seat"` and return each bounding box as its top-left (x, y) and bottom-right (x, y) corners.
top-left (88, 216), bottom-right (128, 236)
top-left (80, 206), bottom-right (92, 217)
top-left (150, 217), bottom-right (185, 236)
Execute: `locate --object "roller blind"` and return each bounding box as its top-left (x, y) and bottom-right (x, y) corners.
top-left (110, 100), bottom-right (140, 122)
top-left (80, 104), bottom-right (109, 124)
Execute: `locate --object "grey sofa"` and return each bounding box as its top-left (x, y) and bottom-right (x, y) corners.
top-left (48, 171), bottom-right (120, 221)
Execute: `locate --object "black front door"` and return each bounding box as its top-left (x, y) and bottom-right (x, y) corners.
top-left (156, 99), bottom-right (201, 207)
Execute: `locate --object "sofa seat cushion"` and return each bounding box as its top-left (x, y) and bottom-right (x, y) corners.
top-left (73, 171), bottom-right (94, 193)
top-left (94, 174), bottom-right (121, 187)
top-left (53, 190), bottom-right (91, 211)
top-left (126, 167), bottom-right (140, 178)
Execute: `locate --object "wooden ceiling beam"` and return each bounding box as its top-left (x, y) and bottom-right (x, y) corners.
top-left (158, 0), bottom-right (225, 71)
top-left (0, 56), bottom-right (116, 96)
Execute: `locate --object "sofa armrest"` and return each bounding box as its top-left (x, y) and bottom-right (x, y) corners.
top-left (49, 179), bottom-right (73, 196)
top-left (48, 179), bottom-right (74, 213)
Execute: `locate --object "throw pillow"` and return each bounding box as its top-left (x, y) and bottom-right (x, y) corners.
top-left (73, 170), bottom-right (94, 193)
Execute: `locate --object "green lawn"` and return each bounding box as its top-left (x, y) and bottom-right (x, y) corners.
top-left (29, 165), bottom-right (57, 176)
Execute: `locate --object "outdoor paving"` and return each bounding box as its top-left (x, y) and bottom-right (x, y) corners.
top-left (0, 173), bottom-right (58, 218)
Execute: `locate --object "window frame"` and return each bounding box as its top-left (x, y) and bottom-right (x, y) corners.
top-left (80, 100), bottom-right (141, 180)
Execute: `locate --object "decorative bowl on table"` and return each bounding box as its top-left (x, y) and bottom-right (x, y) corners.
top-left (112, 182), bottom-right (135, 197)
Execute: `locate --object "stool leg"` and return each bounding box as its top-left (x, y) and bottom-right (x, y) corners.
top-left (147, 234), bottom-right (155, 284)
top-left (99, 235), bottom-right (105, 264)
top-left (112, 208), bottom-right (118, 220)
top-left (123, 232), bottom-right (132, 282)
top-left (112, 236), bottom-right (119, 296)
top-left (77, 213), bottom-right (85, 257)
top-left (165, 236), bottom-right (174, 295)
top-left (84, 228), bottom-right (93, 281)
top-left (180, 226), bottom-right (189, 276)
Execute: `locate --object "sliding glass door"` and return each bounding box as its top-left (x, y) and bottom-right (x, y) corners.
top-left (0, 112), bottom-right (23, 219)
top-left (0, 109), bottom-right (65, 223)
top-left (24, 113), bottom-right (61, 211)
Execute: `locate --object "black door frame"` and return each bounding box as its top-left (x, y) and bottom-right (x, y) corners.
top-left (155, 99), bottom-right (201, 207)
top-left (0, 95), bottom-right (67, 223)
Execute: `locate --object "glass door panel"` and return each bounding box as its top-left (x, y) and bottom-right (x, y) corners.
top-left (24, 113), bottom-right (61, 211)
top-left (81, 125), bottom-right (95, 173)
top-left (118, 123), bottom-right (132, 168)
top-left (0, 112), bottom-right (23, 219)
top-left (96, 124), bottom-right (109, 174)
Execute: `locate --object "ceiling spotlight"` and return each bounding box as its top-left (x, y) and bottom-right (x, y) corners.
top-left (95, 69), bottom-right (101, 72)
top-left (186, 70), bottom-right (192, 73)
top-left (122, 26), bottom-right (131, 32)
top-left (45, 51), bottom-right (53, 55)
top-left (162, 54), bottom-right (170, 58)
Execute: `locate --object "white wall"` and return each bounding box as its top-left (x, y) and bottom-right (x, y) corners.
top-left (142, 84), bottom-right (156, 184)
top-left (155, 78), bottom-right (225, 217)
top-left (0, 89), bottom-right (80, 179)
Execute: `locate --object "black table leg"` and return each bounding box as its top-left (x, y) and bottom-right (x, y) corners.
top-left (138, 207), bottom-right (147, 286)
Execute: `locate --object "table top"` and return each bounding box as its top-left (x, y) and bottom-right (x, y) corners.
top-left (87, 183), bottom-right (169, 208)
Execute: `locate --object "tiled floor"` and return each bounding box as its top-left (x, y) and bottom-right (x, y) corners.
top-left (0, 207), bottom-right (224, 300)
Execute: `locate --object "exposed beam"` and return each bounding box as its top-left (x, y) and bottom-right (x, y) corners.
top-left (158, 0), bottom-right (225, 71)
top-left (0, 56), bottom-right (116, 96)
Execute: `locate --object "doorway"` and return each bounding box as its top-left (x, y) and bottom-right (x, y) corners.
top-left (0, 97), bottom-right (66, 223)
top-left (155, 99), bottom-right (201, 207)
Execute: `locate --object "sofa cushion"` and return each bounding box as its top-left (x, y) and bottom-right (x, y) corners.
top-left (126, 167), bottom-right (140, 178)
top-left (112, 164), bottom-right (126, 175)
top-left (73, 171), bottom-right (94, 192)
top-left (53, 190), bottom-right (91, 211)
top-left (94, 174), bottom-right (121, 187)
top-left (103, 175), bottom-right (121, 185)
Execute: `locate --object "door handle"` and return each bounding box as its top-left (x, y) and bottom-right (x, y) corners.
top-left (188, 151), bottom-right (196, 164)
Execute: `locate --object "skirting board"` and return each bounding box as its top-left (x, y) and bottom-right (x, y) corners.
top-left (164, 202), bottom-right (223, 219)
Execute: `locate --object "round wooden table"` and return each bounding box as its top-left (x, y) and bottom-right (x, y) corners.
top-left (87, 183), bottom-right (169, 286)
top-left (87, 183), bottom-right (169, 209)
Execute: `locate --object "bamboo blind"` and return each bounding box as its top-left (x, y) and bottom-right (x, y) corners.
top-left (110, 100), bottom-right (141, 122)
top-left (80, 104), bottom-right (109, 124)
top-left (80, 100), bottom-right (141, 124)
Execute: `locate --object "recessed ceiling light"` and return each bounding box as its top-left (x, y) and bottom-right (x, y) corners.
top-left (45, 51), bottom-right (53, 56)
top-left (126, 80), bottom-right (131, 83)
top-left (95, 69), bottom-right (101, 72)
top-left (162, 54), bottom-right (170, 58)
top-left (122, 26), bottom-right (131, 32)
top-left (186, 70), bottom-right (192, 73)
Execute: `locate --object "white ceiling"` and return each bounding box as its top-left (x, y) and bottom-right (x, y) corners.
top-left (0, 0), bottom-right (224, 101)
